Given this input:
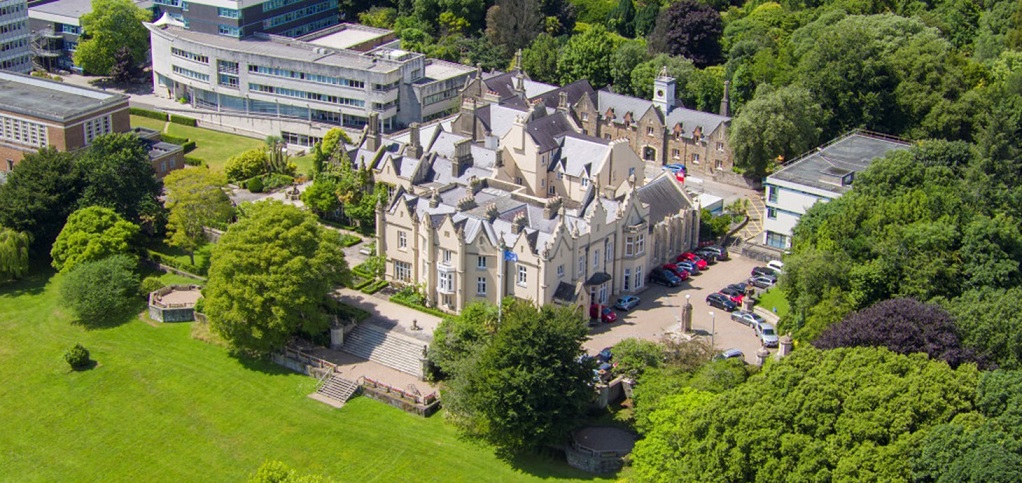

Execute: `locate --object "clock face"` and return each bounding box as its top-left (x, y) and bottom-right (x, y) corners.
top-left (657, 89), bottom-right (664, 97)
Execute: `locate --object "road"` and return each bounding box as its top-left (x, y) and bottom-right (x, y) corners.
top-left (583, 254), bottom-right (773, 364)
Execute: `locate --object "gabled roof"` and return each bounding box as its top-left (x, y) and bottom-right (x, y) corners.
top-left (636, 173), bottom-right (694, 227)
top-left (665, 108), bottom-right (729, 139)
top-left (526, 111), bottom-right (576, 153)
top-left (483, 71), bottom-right (559, 100)
top-left (531, 80), bottom-right (597, 110)
top-left (597, 90), bottom-right (658, 125)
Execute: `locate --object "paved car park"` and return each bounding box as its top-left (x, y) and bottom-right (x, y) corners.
top-left (584, 254), bottom-right (773, 364)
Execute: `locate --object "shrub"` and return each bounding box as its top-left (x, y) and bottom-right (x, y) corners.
top-left (61, 255), bottom-right (141, 325)
top-left (361, 279), bottom-right (389, 294)
top-left (247, 177), bottom-right (264, 193)
top-left (64, 343), bottom-right (91, 370)
top-left (225, 148), bottom-right (267, 182)
top-left (183, 156), bottom-right (204, 166)
top-left (130, 107), bottom-right (167, 121)
top-left (181, 140), bottom-right (197, 153)
top-left (160, 134), bottom-right (189, 145)
top-left (339, 233), bottom-right (362, 247)
top-left (193, 297), bottom-right (205, 314)
top-left (352, 262), bottom-right (375, 280)
top-left (140, 276), bottom-right (165, 296)
top-left (261, 173), bottom-right (294, 191)
top-left (169, 114), bottom-right (197, 126)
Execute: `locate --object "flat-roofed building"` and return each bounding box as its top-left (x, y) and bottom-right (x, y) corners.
top-left (147, 0), bottom-right (337, 39)
top-left (0, 69), bottom-right (130, 171)
top-left (28, 0), bottom-right (152, 73)
top-left (1, 0), bottom-right (31, 73)
top-left (146, 22), bottom-right (476, 137)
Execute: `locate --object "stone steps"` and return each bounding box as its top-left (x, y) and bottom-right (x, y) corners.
top-left (309, 375), bottom-right (359, 408)
top-left (340, 323), bottom-right (426, 378)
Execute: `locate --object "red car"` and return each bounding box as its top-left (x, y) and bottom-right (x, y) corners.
top-left (718, 287), bottom-right (745, 306)
top-left (677, 252), bottom-right (709, 270)
top-left (662, 263), bottom-right (691, 281)
top-left (590, 304), bottom-right (619, 323)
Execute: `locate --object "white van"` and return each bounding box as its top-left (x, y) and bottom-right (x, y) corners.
top-left (767, 260), bottom-right (784, 274)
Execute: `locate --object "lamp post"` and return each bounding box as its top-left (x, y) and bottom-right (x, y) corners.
top-left (708, 311), bottom-right (715, 351)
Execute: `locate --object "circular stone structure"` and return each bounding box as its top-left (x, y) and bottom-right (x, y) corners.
top-left (148, 285), bottom-right (202, 322)
top-left (566, 426), bottom-right (636, 474)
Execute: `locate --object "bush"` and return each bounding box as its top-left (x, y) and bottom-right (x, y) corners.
top-left (61, 255), bottom-right (141, 325)
top-left (140, 276), bottom-right (165, 296)
top-left (390, 287), bottom-right (447, 317)
top-left (225, 148), bottom-right (268, 182)
top-left (169, 114), bottom-right (197, 126)
top-left (361, 279), bottom-right (389, 294)
top-left (352, 262), bottom-right (375, 280)
top-left (181, 140), bottom-right (197, 153)
top-left (130, 107), bottom-right (167, 121)
top-left (183, 156), bottom-right (204, 166)
top-left (193, 297), bottom-right (205, 314)
top-left (246, 177), bottom-right (264, 193)
top-left (261, 173), bottom-right (294, 191)
top-left (64, 343), bottom-right (91, 370)
top-left (160, 134), bottom-right (189, 145)
top-left (339, 233), bottom-right (362, 247)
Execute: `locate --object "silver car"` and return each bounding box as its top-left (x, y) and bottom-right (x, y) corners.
top-left (755, 322), bottom-right (779, 347)
top-left (731, 310), bottom-right (765, 328)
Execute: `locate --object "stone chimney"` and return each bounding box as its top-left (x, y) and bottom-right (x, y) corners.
top-left (429, 189), bottom-right (441, 208)
top-left (468, 175), bottom-right (483, 194)
top-left (485, 203), bottom-right (499, 222)
top-left (512, 212), bottom-right (527, 234)
top-left (530, 99), bottom-right (546, 121)
top-left (456, 192), bottom-right (477, 210)
top-left (720, 80), bottom-right (731, 117)
top-left (365, 112), bottom-right (381, 151)
top-left (514, 71), bottom-right (526, 98)
top-left (543, 197), bottom-right (562, 219)
top-left (494, 149), bottom-right (504, 168)
top-left (408, 122), bottom-right (423, 158)
top-left (557, 91), bottom-right (569, 112)
top-left (452, 138), bottom-right (472, 177)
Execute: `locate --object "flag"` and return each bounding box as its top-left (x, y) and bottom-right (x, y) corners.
top-left (503, 249), bottom-right (518, 262)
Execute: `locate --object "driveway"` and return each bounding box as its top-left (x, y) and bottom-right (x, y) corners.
top-left (584, 255), bottom-right (772, 364)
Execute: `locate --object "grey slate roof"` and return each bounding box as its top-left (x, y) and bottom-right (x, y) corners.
top-left (526, 111), bottom-right (576, 153)
top-left (0, 71), bottom-right (127, 122)
top-left (767, 132), bottom-right (912, 195)
top-left (483, 71), bottom-right (559, 100)
top-left (532, 80), bottom-right (597, 110)
top-left (636, 173), bottom-right (694, 228)
top-left (553, 282), bottom-right (578, 303)
top-left (596, 89), bottom-right (730, 139)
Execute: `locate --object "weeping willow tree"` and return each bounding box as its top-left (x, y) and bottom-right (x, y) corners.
top-left (0, 227), bottom-right (30, 281)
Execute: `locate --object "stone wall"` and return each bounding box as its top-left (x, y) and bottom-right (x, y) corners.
top-left (565, 445), bottom-right (627, 474)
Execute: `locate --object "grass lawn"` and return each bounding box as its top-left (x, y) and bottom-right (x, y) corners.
top-left (291, 153), bottom-right (314, 177)
top-left (130, 115), bottom-right (264, 173)
top-left (757, 287), bottom-right (790, 318)
top-left (0, 270), bottom-right (608, 482)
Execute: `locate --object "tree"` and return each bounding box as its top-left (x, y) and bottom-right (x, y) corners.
top-left (813, 298), bottom-right (986, 368)
top-left (629, 54), bottom-right (694, 101)
top-left (521, 33), bottom-right (562, 84)
top-left (631, 347), bottom-right (980, 482)
top-left (608, 0), bottom-right (636, 37)
top-left (225, 148), bottom-right (268, 182)
top-left (728, 84), bottom-right (825, 176)
top-left (610, 39), bottom-right (650, 96)
top-left (633, 1), bottom-right (660, 37)
top-left (612, 338), bottom-right (664, 377)
top-left (0, 227), bottom-right (30, 281)
top-left (51, 206), bottom-right (139, 273)
top-left (60, 254), bottom-right (140, 326)
top-left (948, 287), bottom-right (1022, 369)
top-left (320, 128), bottom-right (352, 159)
top-left (73, 0), bottom-right (151, 76)
top-left (442, 300), bottom-right (594, 452)
top-left (76, 133), bottom-right (163, 229)
top-left (485, 0), bottom-right (543, 55)
top-left (64, 343), bottom-right (91, 370)
top-left (648, 0), bottom-right (723, 68)
top-left (108, 46), bottom-right (138, 84)
top-left (428, 301), bottom-right (498, 380)
top-left (299, 177), bottom-right (340, 217)
top-left (204, 202), bottom-right (350, 355)
top-left (557, 24), bottom-right (615, 88)
top-left (0, 148), bottom-right (82, 252)
top-left (164, 169), bottom-right (234, 265)
top-left (358, 6), bottom-right (398, 28)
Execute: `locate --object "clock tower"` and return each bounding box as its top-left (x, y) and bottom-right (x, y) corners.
top-left (652, 66), bottom-right (676, 116)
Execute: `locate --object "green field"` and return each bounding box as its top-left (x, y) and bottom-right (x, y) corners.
top-left (130, 115), bottom-right (265, 173)
top-left (757, 287), bottom-right (790, 318)
top-left (0, 270), bottom-right (606, 482)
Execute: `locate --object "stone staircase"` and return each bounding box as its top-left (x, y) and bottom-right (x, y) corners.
top-left (309, 374), bottom-right (360, 408)
top-left (340, 323), bottom-right (426, 379)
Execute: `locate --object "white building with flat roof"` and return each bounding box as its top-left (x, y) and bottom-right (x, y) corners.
top-left (762, 132), bottom-right (911, 250)
top-left (146, 22), bottom-right (476, 139)
top-left (0, 0), bottom-right (31, 73)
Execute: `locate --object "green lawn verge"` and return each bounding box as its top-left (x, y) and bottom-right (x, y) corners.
top-left (757, 287), bottom-right (790, 318)
top-left (0, 271), bottom-right (606, 482)
top-left (130, 115), bottom-right (264, 173)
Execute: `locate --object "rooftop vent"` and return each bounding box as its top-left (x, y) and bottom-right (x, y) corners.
top-left (819, 166), bottom-right (854, 187)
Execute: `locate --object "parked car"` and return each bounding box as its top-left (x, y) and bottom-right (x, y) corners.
top-left (590, 304), bottom-right (619, 323)
top-left (701, 245), bottom-right (730, 261)
top-left (662, 263), bottom-right (691, 281)
top-left (677, 252), bottom-right (709, 270)
top-left (706, 293), bottom-right (737, 311)
top-left (663, 163), bottom-right (687, 175)
top-left (719, 287), bottom-right (745, 305)
top-left (767, 260), bottom-right (785, 274)
top-left (755, 322), bottom-right (779, 347)
top-left (731, 310), bottom-right (766, 328)
top-left (751, 267), bottom-right (779, 280)
top-left (727, 282), bottom-right (751, 294)
top-left (713, 348), bottom-right (745, 362)
top-left (675, 260), bottom-right (701, 275)
top-left (694, 248), bottom-right (719, 263)
top-left (614, 295), bottom-right (641, 311)
top-left (650, 267), bottom-right (682, 287)
top-left (749, 276), bottom-right (776, 289)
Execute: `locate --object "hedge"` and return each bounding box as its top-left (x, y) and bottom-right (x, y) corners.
top-left (147, 251), bottom-right (209, 277)
top-left (183, 156), bottom-right (204, 166)
top-left (389, 294), bottom-right (447, 318)
top-left (360, 280), bottom-right (389, 295)
top-left (160, 133), bottom-right (188, 145)
top-left (352, 262), bottom-right (374, 280)
top-left (352, 278), bottom-right (374, 291)
top-left (170, 114), bottom-right (197, 127)
top-left (181, 140), bottom-right (197, 153)
top-left (131, 107), bottom-right (167, 121)
top-left (339, 234), bottom-right (362, 247)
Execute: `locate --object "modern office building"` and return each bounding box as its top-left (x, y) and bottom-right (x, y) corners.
top-left (149, 0), bottom-right (337, 38)
top-left (28, 0), bottom-right (153, 73)
top-left (0, 0), bottom-right (32, 73)
top-left (146, 22), bottom-right (476, 135)
top-left (761, 131), bottom-right (911, 250)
